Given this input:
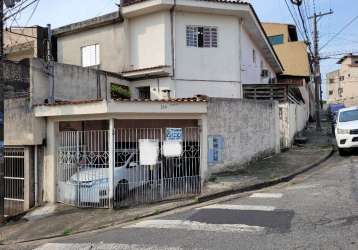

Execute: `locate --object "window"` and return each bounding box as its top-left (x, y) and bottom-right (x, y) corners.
top-left (328, 90), bottom-right (333, 95)
top-left (339, 76), bottom-right (345, 81)
top-left (268, 35), bottom-right (284, 45)
top-left (81, 44), bottom-right (100, 67)
top-left (186, 25), bottom-right (218, 48)
top-left (339, 109), bottom-right (358, 122)
top-left (137, 86), bottom-right (151, 100)
top-left (329, 78), bottom-right (335, 84)
top-left (252, 49), bottom-right (256, 64)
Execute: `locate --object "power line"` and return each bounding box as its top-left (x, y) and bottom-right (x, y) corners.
top-left (284, 0), bottom-right (305, 40)
top-left (320, 14), bottom-right (358, 51)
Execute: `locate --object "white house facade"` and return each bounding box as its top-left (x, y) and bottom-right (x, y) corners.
top-left (54, 0), bottom-right (283, 100)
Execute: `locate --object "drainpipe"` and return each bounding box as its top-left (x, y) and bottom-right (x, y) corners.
top-left (34, 145), bottom-right (38, 206)
top-left (47, 24), bottom-right (55, 104)
top-left (170, 0), bottom-right (177, 78)
top-left (238, 18), bottom-right (244, 98)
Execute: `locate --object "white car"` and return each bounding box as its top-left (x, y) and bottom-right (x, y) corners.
top-left (335, 106), bottom-right (358, 155)
top-left (60, 152), bottom-right (150, 204)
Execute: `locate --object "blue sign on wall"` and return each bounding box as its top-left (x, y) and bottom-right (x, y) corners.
top-left (166, 128), bottom-right (183, 141)
top-left (208, 135), bottom-right (224, 165)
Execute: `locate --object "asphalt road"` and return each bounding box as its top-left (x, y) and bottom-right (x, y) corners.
top-left (10, 151), bottom-right (358, 250)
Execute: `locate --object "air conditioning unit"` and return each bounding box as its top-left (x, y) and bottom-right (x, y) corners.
top-left (261, 69), bottom-right (269, 78)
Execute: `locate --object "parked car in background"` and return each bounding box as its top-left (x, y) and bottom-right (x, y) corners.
top-left (335, 106), bottom-right (358, 155)
top-left (328, 103), bottom-right (346, 134)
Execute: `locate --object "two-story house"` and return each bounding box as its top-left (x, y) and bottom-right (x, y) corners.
top-left (5, 0), bottom-right (285, 213)
top-left (53, 0), bottom-right (283, 100)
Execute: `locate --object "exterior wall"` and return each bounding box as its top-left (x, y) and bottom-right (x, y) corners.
top-left (31, 58), bottom-right (125, 105)
top-left (207, 98), bottom-right (280, 174)
top-left (130, 77), bottom-right (242, 99)
top-left (175, 12), bottom-right (239, 82)
top-left (262, 23), bottom-right (290, 43)
top-left (273, 42), bottom-right (310, 77)
top-left (241, 28), bottom-right (276, 84)
top-left (128, 11), bottom-right (170, 70)
top-left (4, 98), bottom-right (46, 146)
top-left (279, 102), bottom-right (308, 149)
top-left (56, 22), bottom-right (127, 73)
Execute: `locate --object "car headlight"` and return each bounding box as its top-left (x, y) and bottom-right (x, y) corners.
top-left (337, 128), bottom-right (350, 134)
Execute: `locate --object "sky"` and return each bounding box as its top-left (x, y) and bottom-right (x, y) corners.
top-left (5, 0), bottom-right (358, 99)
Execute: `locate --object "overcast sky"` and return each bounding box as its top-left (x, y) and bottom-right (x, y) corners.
top-left (5, 0), bottom-right (358, 99)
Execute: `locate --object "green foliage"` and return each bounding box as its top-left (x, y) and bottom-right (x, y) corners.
top-left (63, 228), bottom-right (73, 236)
top-left (111, 84), bottom-right (131, 99)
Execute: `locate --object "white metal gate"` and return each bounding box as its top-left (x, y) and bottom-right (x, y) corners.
top-left (57, 131), bottom-right (110, 208)
top-left (57, 127), bottom-right (201, 208)
top-left (4, 148), bottom-right (25, 216)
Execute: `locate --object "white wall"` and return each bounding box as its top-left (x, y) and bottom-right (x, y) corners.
top-left (129, 11), bottom-right (170, 69)
top-left (241, 28), bottom-right (276, 84)
top-left (57, 23), bottom-right (127, 73)
top-left (279, 102), bottom-right (308, 148)
top-left (175, 11), bottom-right (240, 82)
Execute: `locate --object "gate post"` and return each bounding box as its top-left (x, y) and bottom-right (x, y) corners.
top-left (108, 118), bottom-right (115, 208)
top-left (44, 119), bottom-right (59, 203)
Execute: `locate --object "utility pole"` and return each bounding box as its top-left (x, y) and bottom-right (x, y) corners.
top-left (309, 10), bottom-right (333, 130)
top-left (0, 0), bottom-right (4, 223)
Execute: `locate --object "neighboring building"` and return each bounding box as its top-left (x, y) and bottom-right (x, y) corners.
top-left (326, 54), bottom-right (358, 107)
top-left (53, 0), bottom-right (283, 100)
top-left (3, 26), bottom-right (48, 61)
top-left (262, 22), bottom-right (314, 121)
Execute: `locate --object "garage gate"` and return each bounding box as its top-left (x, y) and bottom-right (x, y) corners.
top-left (4, 148), bottom-right (25, 216)
top-left (57, 127), bottom-right (201, 208)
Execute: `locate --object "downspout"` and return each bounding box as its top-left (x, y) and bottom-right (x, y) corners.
top-left (238, 18), bottom-right (243, 98)
top-left (34, 145), bottom-right (38, 206)
top-left (170, 0), bottom-right (176, 78)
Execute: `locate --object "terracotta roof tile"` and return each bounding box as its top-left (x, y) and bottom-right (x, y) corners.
top-left (121, 0), bottom-right (249, 7)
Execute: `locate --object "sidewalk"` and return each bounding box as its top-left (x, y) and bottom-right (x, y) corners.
top-left (0, 120), bottom-right (334, 245)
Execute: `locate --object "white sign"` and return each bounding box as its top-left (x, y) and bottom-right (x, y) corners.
top-left (139, 139), bottom-right (159, 165)
top-left (163, 140), bottom-right (183, 157)
top-left (166, 128), bottom-right (183, 141)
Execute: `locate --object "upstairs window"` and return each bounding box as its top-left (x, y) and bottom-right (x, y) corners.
top-left (268, 34), bottom-right (284, 45)
top-left (137, 86), bottom-right (151, 100)
top-left (81, 44), bottom-right (100, 67)
top-left (186, 25), bottom-right (218, 48)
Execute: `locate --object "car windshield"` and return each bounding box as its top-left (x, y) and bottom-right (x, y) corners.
top-left (339, 109), bottom-right (358, 122)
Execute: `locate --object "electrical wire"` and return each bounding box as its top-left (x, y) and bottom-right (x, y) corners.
top-left (320, 14), bottom-right (358, 51)
top-left (284, 0), bottom-right (305, 40)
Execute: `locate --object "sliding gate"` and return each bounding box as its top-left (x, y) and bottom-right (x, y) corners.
top-left (57, 127), bottom-right (201, 208)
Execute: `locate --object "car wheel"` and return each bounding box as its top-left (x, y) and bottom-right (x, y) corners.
top-left (115, 180), bottom-right (129, 201)
top-left (338, 148), bottom-right (349, 156)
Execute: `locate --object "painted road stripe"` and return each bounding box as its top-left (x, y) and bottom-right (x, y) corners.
top-left (197, 204), bottom-right (276, 211)
top-left (250, 193), bottom-right (283, 198)
top-left (124, 219), bottom-right (265, 233)
top-left (36, 243), bottom-right (186, 250)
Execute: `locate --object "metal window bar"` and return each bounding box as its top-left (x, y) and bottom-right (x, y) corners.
top-left (4, 148), bottom-right (25, 217)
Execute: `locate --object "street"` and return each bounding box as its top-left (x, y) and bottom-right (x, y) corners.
top-left (10, 151), bottom-right (358, 250)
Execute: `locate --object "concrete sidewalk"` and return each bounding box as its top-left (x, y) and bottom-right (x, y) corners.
top-left (0, 121), bottom-right (333, 245)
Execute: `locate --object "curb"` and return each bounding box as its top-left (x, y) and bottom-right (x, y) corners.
top-left (198, 145), bottom-right (335, 203)
top-left (2, 145), bottom-right (335, 246)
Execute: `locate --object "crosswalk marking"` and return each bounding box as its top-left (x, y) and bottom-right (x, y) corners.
top-left (124, 219), bottom-right (265, 233)
top-left (250, 193), bottom-right (283, 198)
top-left (197, 204), bottom-right (276, 211)
top-left (36, 243), bottom-right (186, 250)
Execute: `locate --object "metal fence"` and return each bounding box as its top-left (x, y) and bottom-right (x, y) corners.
top-left (57, 130), bottom-right (109, 208)
top-left (4, 148), bottom-right (25, 217)
top-left (57, 127), bottom-right (201, 209)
